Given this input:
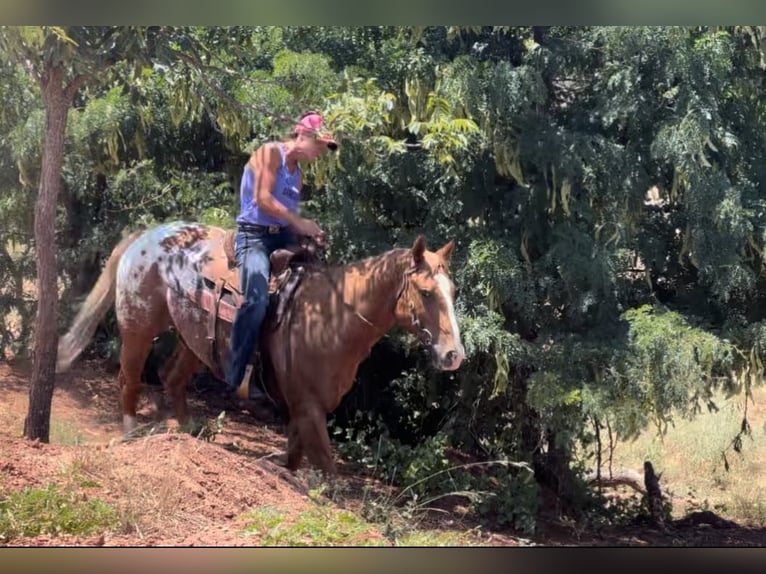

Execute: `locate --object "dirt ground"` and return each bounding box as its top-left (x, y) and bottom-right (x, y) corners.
top-left (2, 359), bottom-right (766, 547)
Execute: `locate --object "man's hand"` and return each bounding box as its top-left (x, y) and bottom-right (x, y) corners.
top-left (292, 217), bottom-right (324, 241)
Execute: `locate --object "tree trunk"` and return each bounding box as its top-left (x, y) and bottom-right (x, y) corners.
top-left (534, 428), bottom-right (581, 517)
top-left (23, 65), bottom-right (70, 442)
top-left (643, 460), bottom-right (666, 528)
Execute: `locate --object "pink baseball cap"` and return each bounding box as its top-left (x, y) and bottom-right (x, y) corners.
top-left (294, 111), bottom-right (338, 151)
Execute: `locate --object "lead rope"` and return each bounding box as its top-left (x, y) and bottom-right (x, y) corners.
top-left (347, 269), bottom-right (409, 333)
top-left (316, 257), bottom-right (428, 341)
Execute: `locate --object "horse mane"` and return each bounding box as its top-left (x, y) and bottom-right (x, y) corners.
top-left (322, 247), bottom-right (411, 283)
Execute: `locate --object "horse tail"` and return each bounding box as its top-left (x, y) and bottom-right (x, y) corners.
top-left (56, 229), bottom-right (143, 373)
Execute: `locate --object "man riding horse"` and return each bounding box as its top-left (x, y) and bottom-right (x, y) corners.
top-left (226, 111), bottom-right (338, 406)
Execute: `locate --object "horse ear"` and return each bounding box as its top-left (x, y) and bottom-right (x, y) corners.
top-left (411, 235), bottom-right (426, 266)
top-left (438, 239), bottom-right (455, 262)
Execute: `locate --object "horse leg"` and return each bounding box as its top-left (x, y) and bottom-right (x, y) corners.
top-left (285, 418), bottom-right (304, 471)
top-left (294, 401), bottom-right (337, 476)
top-left (118, 332), bottom-right (154, 435)
top-left (162, 341), bottom-right (202, 426)
top-left (141, 347), bottom-right (167, 420)
top-left (150, 339), bottom-right (185, 419)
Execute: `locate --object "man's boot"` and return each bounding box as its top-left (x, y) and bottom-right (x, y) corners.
top-left (235, 364), bottom-right (254, 401)
top-left (233, 362), bottom-right (277, 421)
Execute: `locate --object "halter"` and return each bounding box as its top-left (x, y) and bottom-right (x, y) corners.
top-left (352, 263), bottom-right (434, 346)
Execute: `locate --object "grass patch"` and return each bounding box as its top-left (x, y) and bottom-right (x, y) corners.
top-left (50, 418), bottom-right (85, 446)
top-left (59, 445), bottom-right (195, 537)
top-left (608, 386), bottom-right (766, 525)
top-left (241, 504), bottom-right (388, 546)
top-left (241, 501), bottom-right (479, 547)
top-left (393, 529), bottom-right (467, 546)
top-left (0, 484), bottom-right (119, 541)
top-left (728, 489), bottom-right (766, 527)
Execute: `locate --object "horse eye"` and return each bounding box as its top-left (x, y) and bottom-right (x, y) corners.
top-left (419, 289), bottom-right (431, 298)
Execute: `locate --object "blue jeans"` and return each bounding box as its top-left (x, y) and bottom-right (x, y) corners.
top-left (226, 226), bottom-right (294, 391)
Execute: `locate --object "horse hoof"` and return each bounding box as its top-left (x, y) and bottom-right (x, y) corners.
top-left (122, 414), bottom-right (138, 435)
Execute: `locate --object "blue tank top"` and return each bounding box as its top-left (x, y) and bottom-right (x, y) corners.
top-left (236, 143), bottom-right (302, 227)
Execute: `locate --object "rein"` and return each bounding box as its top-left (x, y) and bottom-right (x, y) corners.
top-left (350, 267), bottom-right (409, 329)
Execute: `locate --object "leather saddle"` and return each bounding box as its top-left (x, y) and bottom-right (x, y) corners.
top-left (198, 230), bottom-right (324, 332)
top-left (221, 229), bottom-right (323, 291)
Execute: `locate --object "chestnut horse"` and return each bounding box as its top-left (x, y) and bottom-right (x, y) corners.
top-left (56, 221), bottom-right (465, 474)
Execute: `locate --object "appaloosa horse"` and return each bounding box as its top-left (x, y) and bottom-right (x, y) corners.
top-left (57, 221), bottom-right (465, 474)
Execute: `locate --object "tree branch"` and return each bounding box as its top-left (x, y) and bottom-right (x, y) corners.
top-left (171, 49), bottom-right (305, 130)
top-left (64, 73), bottom-right (91, 102)
top-left (587, 469), bottom-right (645, 493)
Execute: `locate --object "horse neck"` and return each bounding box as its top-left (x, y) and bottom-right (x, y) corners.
top-left (329, 248), bottom-right (410, 338)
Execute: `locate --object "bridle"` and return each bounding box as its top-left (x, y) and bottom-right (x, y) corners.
top-left (398, 266), bottom-right (434, 346)
top-left (356, 265), bottom-right (434, 347)
top-left (312, 244), bottom-right (440, 346)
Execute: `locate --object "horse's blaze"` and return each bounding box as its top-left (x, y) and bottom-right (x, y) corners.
top-left (435, 272), bottom-right (465, 370)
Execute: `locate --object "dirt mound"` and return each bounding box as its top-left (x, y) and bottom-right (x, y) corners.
top-left (0, 360), bottom-right (388, 546)
top-left (0, 429), bottom-right (334, 546)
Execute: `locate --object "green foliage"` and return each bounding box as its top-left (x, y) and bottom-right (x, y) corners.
top-left (0, 485), bottom-right (119, 541)
top-left (69, 86), bottom-right (132, 171)
top-left (621, 305), bottom-right (737, 422)
top-left (460, 237), bottom-right (528, 313)
top-left (333, 421), bottom-right (539, 533)
top-left (469, 467), bottom-right (541, 533)
top-left (273, 49), bottom-right (337, 107)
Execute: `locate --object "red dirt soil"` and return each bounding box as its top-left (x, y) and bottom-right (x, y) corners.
top-left (1, 359), bottom-right (765, 547)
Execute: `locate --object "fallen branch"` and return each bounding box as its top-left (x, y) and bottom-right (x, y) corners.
top-left (586, 468), bottom-right (646, 493)
top-left (586, 466), bottom-right (673, 502)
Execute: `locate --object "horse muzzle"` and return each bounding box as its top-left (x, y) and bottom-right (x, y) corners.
top-left (408, 319), bottom-right (465, 371)
top-left (431, 343), bottom-right (465, 371)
